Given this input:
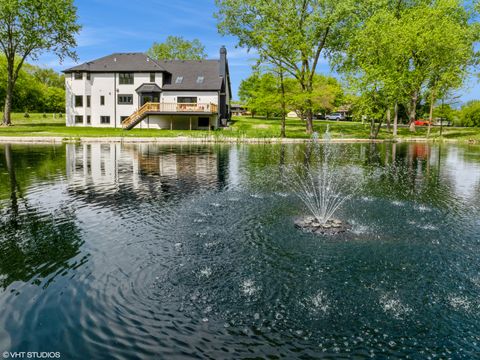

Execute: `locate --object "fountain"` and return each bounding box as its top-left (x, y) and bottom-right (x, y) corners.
top-left (287, 129), bottom-right (353, 235)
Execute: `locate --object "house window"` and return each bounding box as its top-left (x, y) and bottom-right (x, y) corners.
top-left (178, 97), bottom-right (197, 104)
top-left (175, 76), bottom-right (183, 84)
top-left (100, 116), bottom-right (110, 124)
top-left (74, 72), bottom-right (82, 80)
top-left (118, 94), bottom-right (133, 105)
top-left (100, 96), bottom-right (105, 106)
top-left (119, 73), bottom-right (134, 84)
top-left (86, 95), bottom-right (91, 108)
top-left (196, 76), bottom-right (204, 84)
top-left (74, 115), bottom-right (83, 124)
top-left (198, 117), bottom-right (210, 127)
top-left (150, 73), bottom-right (155, 82)
top-left (86, 73), bottom-right (91, 80)
top-left (74, 95), bottom-right (83, 107)
top-left (87, 115), bottom-right (91, 124)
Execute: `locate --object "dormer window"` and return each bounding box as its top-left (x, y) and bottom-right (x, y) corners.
top-left (175, 76), bottom-right (183, 84)
top-left (196, 76), bottom-right (204, 84)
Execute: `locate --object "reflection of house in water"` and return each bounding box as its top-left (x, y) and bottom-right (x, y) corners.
top-left (67, 143), bottom-right (119, 186)
top-left (66, 143), bottom-right (229, 198)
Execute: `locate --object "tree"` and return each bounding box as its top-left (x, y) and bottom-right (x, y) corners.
top-left (238, 73), bottom-right (260, 117)
top-left (459, 100), bottom-right (480, 127)
top-left (0, 0), bottom-right (80, 125)
top-left (216, 0), bottom-right (361, 134)
top-left (239, 72), bottom-right (282, 119)
top-left (42, 87), bottom-right (65, 113)
top-left (286, 74), bottom-right (343, 120)
top-left (147, 36), bottom-right (207, 61)
top-left (337, 0), bottom-right (478, 137)
top-left (32, 67), bottom-right (65, 89)
top-left (0, 56), bottom-right (65, 113)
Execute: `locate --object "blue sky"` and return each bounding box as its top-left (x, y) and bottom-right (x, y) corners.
top-left (33, 0), bottom-right (479, 103)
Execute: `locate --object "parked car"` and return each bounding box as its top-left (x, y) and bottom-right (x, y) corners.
top-left (414, 119), bottom-right (432, 126)
top-left (313, 114), bottom-right (326, 120)
top-left (325, 112), bottom-right (345, 121)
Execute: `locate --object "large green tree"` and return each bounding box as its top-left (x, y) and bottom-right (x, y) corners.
top-left (459, 100), bottom-right (480, 127)
top-left (215, 0), bottom-right (361, 134)
top-left (0, 56), bottom-right (65, 113)
top-left (0, 0), bottom-right (80, 125)
top-left (239, 72), bottom-right (282, 119)
top-left (147, 36), bottom-right (207, 61)
top-left (338, 0), bottom-right (478, 137)
top-left (285, 74), bottom-right (343, 120)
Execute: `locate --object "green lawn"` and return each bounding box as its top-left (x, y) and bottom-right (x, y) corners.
top-left (0, 113), bottom-right (479, 142)
top-left (228, 116), bottom-right (480, 141)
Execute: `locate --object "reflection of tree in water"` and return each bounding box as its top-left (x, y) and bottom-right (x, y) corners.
top-left (0, 144), bottom-right (86, 290)
top-left (0, 206), bottom-right (86, 290)
top-left (360, 143), bottom-right (457, 208)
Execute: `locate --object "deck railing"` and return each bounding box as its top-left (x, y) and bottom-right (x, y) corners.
top-left (122, 102), bottom-right (218, 129)
top-left (138, 102), bottom-right (218, 113)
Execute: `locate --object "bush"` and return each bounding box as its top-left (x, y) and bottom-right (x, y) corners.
top-left (24, 111), bottom-right (30, 118)
top-left (459, 101), bottom-right (480, 127)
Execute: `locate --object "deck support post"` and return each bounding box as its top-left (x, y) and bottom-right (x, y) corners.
top-left (170, 118), bottom-right (172, 131)
top-left (189, 117), bottom-right (192, 131)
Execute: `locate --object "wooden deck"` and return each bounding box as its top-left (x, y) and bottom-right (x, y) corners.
top-left (122, 102), bottom-right (218, 130)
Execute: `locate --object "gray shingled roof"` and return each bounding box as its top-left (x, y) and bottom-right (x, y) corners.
top-left (136, 83), bottom-right (162, 93)
top-left (64, 54), bottom-right (228, 91)
top-left (63, 53), bottom-right (166, 72)
top-left (160, 60), bottom-right (223, 91)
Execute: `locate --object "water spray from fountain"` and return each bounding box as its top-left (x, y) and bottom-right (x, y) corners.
top-left (284, 126), bottom-right (355, 235)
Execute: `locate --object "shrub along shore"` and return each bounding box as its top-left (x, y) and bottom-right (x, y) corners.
top-left (0, 113), bottom-right (479, 143)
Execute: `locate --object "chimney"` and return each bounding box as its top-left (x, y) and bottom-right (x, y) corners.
top-left (219, 45), bottom-right (227, 78)
top-left (218, 46), bottom-right (228, 125)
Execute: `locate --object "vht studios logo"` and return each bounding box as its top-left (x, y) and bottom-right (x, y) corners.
top-left (2, 352), bottom-right (61, 359)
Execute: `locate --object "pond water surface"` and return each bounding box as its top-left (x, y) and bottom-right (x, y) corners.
top-left (0, 142), bottom-right (479, 359)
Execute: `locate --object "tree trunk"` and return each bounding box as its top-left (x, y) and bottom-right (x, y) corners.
top-left (386, 107), bottom-right (391, 133)
top-left (305, 108), bottom-right (313, 134)
top-left (408, 91), bottom-right (418, 132)
top-left (427, 92), bottom-right (435, 138)
top-left (2, 71), bottom-right (14, 126)
top-left (374, 119), bottom-right (383, 139)
top-left (279, 71), bottom-right (286, 138)
top-left (393, 101), bottom-right (398, 138)
top-left (303, 81), bottom-right (314, 134)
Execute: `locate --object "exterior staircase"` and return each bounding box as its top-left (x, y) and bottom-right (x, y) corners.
top-left (122, 102), bottom-right (158, 130)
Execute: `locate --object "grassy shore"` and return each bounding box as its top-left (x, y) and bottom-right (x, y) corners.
top-left (0, 113), bottom-right (479, 142)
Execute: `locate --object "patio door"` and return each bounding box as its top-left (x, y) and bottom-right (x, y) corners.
top-left (141, 95), bottom-right (151, 106)
top-left (141, 93), bottom-right (160, 106)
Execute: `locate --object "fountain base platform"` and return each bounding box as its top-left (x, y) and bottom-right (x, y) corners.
top-left (294, 216), bottom-right (351, 235)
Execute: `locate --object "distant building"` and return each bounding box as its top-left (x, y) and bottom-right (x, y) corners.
top-left (63, 47), bottom-right (232, 130)
top-left (231, 104), bottom-right (247, 116)
top-left (287, 111), bottom-right (299, 118)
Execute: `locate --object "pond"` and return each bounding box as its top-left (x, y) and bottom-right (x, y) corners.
top-left (0, 142), bottom-right (479, 359)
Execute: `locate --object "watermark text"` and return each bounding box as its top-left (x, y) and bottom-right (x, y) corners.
top-left (2, 352), bottom-right (60, 359)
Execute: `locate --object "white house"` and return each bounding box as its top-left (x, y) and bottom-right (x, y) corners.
top-left (63, 47), bottom-right (231, 130)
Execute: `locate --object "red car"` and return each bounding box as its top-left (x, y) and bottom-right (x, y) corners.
top-left (414, 119), bottom-right (431, 126)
